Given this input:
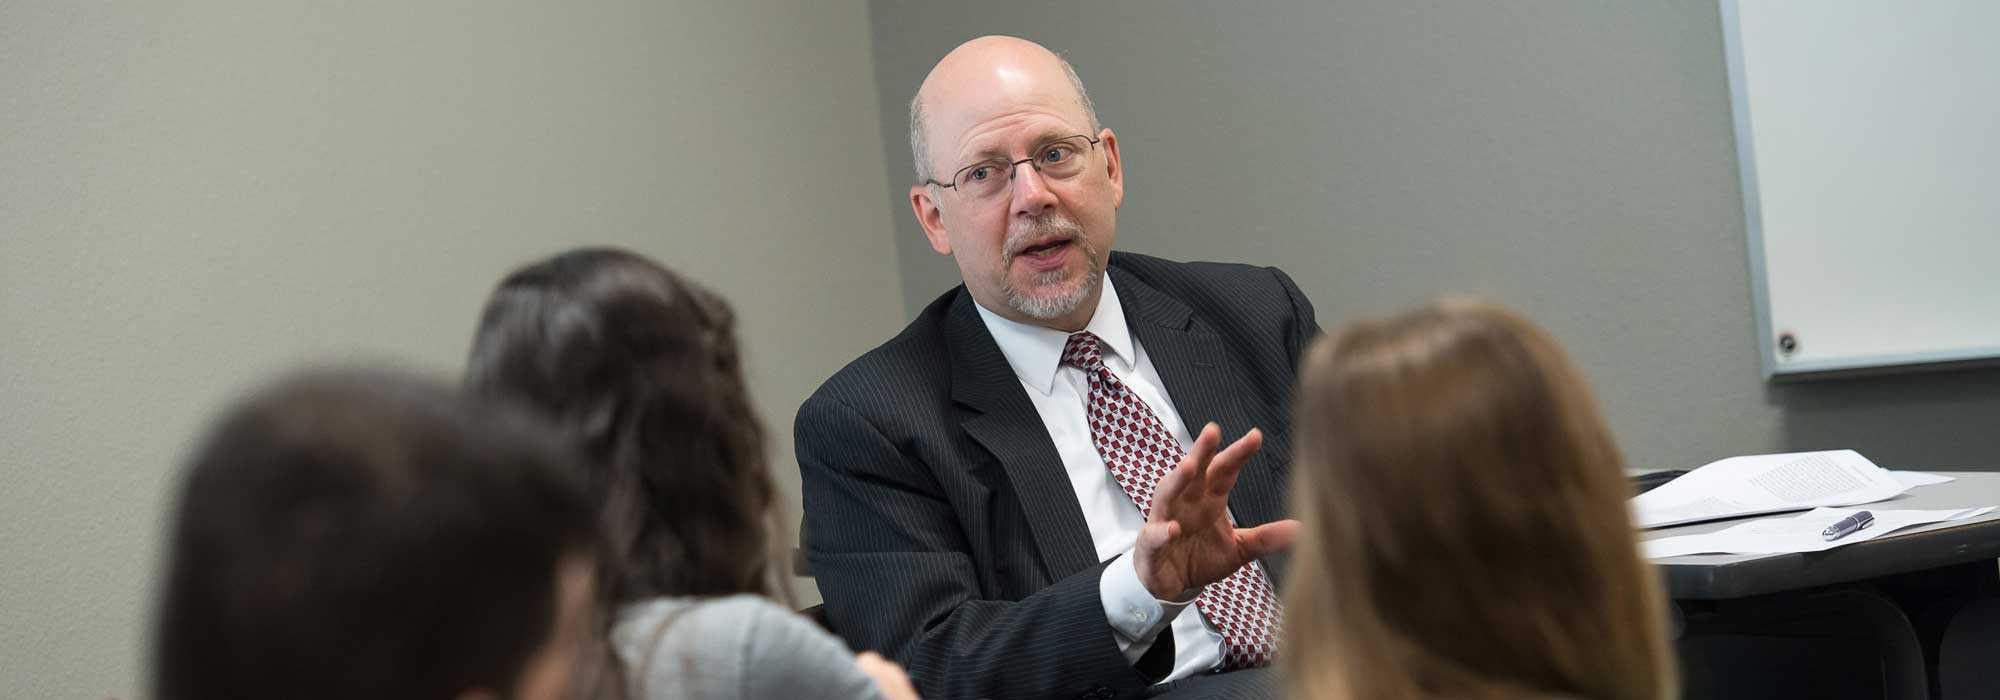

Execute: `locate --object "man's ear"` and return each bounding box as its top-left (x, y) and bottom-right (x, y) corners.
top-left (910, 185), bottom-right (953, 255)
top-left (1098, 128), bottom-right (1124, 209)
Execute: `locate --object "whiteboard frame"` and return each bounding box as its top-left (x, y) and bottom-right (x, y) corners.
top-left (1719, 0), bottom-right (2000, 380)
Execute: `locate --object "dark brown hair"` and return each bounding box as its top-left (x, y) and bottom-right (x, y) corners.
top-left (153, 369), bottom-right (604, 700)
top-left (465, 247), bottom-right (787, 605)
top-left (1283, 298), bottom-right (1674, 700)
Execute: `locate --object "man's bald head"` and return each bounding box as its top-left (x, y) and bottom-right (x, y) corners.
top-left (909, 36), bottom-right (1101, 183)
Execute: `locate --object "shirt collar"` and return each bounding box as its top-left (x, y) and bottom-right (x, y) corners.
top-left (972, 273), bottom-right (1135, 395)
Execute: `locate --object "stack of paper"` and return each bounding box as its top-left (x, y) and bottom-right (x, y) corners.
top-left (1630, 450), bottom-right (1906, 529)
top-left (1893, 471), bottom-right (1956, 488)
top-left (1643, 506), bottom-right (1995, 559)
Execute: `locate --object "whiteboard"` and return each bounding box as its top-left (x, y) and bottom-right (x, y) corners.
top-left (1722, 0), bottom-right (2000, 378)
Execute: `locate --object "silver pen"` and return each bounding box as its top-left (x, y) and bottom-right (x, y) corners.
top-left (1821, 510), bottom-right (1875, 541)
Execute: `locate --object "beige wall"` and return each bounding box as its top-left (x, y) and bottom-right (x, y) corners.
top-left (0, 2), bottom-right (899, 696)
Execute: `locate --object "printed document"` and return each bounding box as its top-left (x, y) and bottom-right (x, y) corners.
top-left (1892, 471), bottom-right (1955, 488)
top-left (1630, 450), bottom-right (1906, 529)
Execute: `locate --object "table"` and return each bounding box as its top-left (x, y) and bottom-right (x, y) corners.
top-left (1645, 472), bottom-right (2000, 600)
top-left (1644, 472), bottom-right (2000, 700)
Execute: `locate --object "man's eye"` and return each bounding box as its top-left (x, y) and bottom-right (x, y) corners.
top-left (1042, 147), bottom-right (1073, 163)
top-left (966, 166), bottom-right (993, 182)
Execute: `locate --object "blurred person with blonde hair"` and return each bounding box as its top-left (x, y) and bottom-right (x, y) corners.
top-left (1282, 299), bottom-right (1675, 700)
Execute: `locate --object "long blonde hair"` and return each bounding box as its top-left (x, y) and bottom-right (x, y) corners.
top-left (1282, 298), bottom-right (1674, 700)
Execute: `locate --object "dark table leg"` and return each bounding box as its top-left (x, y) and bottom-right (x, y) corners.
top-left (1675, 586), bottom-right (1927, 700)
top-left (1873, 561), bottom-right (2000, 699)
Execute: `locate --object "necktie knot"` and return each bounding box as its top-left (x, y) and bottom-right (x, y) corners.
top-left (1061, 332), bottom-right (1106, 373)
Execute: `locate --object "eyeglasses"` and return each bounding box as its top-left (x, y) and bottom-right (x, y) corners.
top-left (925, 135), bottom-right (1102, 200)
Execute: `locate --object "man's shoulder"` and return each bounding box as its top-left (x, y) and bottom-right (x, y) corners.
top-left (1109, 250), bottom-right (1275, 280)
top-left (1108, 251), bottom-right (1304, 319)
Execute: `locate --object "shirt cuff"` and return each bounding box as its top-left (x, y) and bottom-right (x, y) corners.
top-left (1101, 552), bottom-right (1195, 652)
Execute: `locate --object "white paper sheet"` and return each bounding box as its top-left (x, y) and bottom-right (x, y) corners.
top-left (1892, 471), bottom-right (1956, 488)
top-left (1643, 506), bottom-right (1995, 559)
top-left (1629, 450), bottom-right (1906, 529)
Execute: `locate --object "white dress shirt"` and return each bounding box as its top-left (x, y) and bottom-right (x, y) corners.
top-left (972, 275), bottom-right (1225, 682)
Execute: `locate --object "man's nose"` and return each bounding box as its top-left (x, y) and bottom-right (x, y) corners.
top-left (1009, 163), bottom-right (1059, 218)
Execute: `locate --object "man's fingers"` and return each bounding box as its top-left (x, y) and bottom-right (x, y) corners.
top-left (1236, 519), bottom-right (1301, 558)
top-left (1136, 519), bottom-right (1174, 554)
top-left (1184, 422), bottom-right (1221, 482)
top-left (1204, 428), bottom-right (1264, 497)
top-left (1151, 453), bottom-right (1196, 515)
top-left (1161, 424), bottom-right (1219, 505)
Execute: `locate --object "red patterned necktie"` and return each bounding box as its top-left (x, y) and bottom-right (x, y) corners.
top-left (1060, 331), bottom-right (1281, 669)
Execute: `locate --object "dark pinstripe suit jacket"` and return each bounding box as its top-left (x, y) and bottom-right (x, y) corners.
top-left (796, 252), bottom-right (1319, 700)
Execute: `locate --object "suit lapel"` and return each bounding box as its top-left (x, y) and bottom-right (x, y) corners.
top-left (947, 293), bottom-right (1100, 581)
top-left (1116, 267), bottom-right (1288, 531)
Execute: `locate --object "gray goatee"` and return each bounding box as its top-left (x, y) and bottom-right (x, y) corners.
top-left (999, 216), bottom-right (1102, 321)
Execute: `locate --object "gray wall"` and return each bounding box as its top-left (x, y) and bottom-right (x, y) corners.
top-left (0, 2), bottom-right (899, 696)
top-left (866, 1), bottom-right (2000, 474)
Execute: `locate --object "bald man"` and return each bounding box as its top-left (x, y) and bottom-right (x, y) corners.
top-left (796, 36), bottom-right (1317, 699)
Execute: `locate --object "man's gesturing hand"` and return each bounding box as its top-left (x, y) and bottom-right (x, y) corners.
top-left (1132, 423), bottom-right (1300, 601)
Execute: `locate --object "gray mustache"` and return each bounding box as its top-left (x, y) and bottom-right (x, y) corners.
top-left (1003, 218), bottom-right (1084, 261)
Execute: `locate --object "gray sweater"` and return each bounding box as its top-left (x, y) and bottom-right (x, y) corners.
top-left (612, 595), bottom-right (884, 700)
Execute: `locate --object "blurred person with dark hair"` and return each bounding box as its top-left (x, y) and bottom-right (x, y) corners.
top-left (152, 369), bottom-right (611, 700)
top-left (1283, 299), bottom-right (1675, 700)
top-left (467, 248), bottom-right (914, 700)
